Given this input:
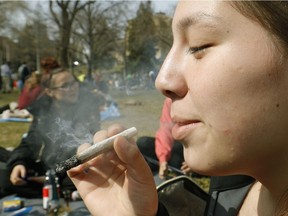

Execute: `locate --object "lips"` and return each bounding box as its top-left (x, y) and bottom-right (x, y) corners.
top-left (171, 119), bottom-right (201, 141)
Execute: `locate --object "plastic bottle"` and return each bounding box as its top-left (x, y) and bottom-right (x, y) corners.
top-left (43, 169), bottom-right (61, 214)
top-left (43, 170), bottom-right (52, 210)
top-left (49, 169), bottom-right (60, 213)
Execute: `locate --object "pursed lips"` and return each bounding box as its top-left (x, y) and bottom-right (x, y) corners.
top-left (171, 116), bottom-right (201, 140)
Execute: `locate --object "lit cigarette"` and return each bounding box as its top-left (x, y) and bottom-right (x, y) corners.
top-left (55, 127), bottom-right (137, 174)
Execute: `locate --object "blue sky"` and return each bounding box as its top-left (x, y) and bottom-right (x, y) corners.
top-left (152, 0), bottom-right (177, 14)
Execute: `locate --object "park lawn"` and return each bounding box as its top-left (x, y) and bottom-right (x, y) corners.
top-left (0, 88), bottom-right (165, 148)
top-left (0, 90), bottom-right (30, 148)
top-left (0, 88), bottom-right (210, 191)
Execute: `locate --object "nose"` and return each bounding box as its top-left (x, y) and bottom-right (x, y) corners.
top-left (155, 46), bottom-right (187, 100)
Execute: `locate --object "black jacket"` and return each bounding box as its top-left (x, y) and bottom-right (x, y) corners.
top-left (6, 87), bottom-right (104, 188)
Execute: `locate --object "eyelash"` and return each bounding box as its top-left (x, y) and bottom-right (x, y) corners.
top-left (187, 44), bottom-right (211, 55)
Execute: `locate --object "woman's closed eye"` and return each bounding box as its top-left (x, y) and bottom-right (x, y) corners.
top-left (187, 44), bottom-right (211, 59)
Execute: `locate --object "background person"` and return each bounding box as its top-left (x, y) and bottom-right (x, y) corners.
top-left (1, 61), bottom-right (12, 93)
top-left (18, 62), bottom-right (31, 91)
top-left (40, 57), bottom-right (60, 75)
top-left (1, 68), bottom-right (104, 198)
top-left (17, 57), bottom-right (60, 110)
top-left (17, 71), bottom-right (42, 110)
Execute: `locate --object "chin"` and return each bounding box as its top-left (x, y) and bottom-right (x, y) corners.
top-left (191, 163), bottom-right (241, 177)
top-left (185, 156), bottom-right (224, 177)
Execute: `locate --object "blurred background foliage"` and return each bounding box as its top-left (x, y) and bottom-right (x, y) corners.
top-left (0, 0), bottom-right (175, 82)
top-left (0, 0), bottom-right (211, 191)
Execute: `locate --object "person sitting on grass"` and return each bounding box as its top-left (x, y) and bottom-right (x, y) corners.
top-left (1, 67), bottom-right (104, 198)
top-left (17, 71), bottom-right (42, 110)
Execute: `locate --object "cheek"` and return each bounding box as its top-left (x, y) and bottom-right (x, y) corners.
top-left (64, 92), bottom-right (79, 103)
top-left (52, 92), bottom-right (66, 102)
top-left (190, 48), bottom-right (282, 131)
top-left (191, 40), bottom-right (280, 127)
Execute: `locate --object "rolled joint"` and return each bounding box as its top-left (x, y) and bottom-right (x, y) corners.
top-left (55, 127), bottom-right (138, 174)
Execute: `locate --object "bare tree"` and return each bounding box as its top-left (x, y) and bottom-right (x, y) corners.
top-left (0, 1), bottom-right (28, 64)
top-left (49, 0), bottom-right (92, 68)
top-left (0, 1), bottom-right (27, 30)
top-left (127, 1), bottom-right (157, 75)
top-left (153, 12), bottom-right (173, 65)
top-left (72, 1), bottom-right (129, 80)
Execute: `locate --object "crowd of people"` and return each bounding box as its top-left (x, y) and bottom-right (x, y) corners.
top-left (0, 61), bottom-right (32, 94)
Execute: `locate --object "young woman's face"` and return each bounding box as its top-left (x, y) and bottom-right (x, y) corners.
top-left (47, 71), bottom-right (79, 104)
top-left (156, 1), bottom-right (288, 176)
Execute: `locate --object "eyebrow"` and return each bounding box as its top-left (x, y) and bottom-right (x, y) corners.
top-left (177, 12), bottom-right (222, 31)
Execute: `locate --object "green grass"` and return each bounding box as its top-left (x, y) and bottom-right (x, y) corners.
top-left (0, 87), bottom-right (210, 191)
top-left (0, 88), bottom-right (165, 148)
top-left (102, 89), bottom-right (166, 138)
top-left (0, 89), bottom-right (21, 105)
top-left (0, 90), bottom-right (31, 148)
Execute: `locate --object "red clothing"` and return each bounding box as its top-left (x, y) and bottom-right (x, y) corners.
top-left (18, 86), bottom-right (42, 110)
top-left (155, 98), bottom-right (174, 163)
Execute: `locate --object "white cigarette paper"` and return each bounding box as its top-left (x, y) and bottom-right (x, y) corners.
top-left (77, 127), bottom-right (138, 162)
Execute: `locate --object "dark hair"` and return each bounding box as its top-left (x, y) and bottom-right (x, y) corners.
top-left (40, 57), bottom-right (60, 74)
top-left (42, 68), bottom-right (66, 88)
top-left (275, 189), bottom-right (288, 216)
top-left (42, 68), bottom-right (78, 89)
top-left (230, 1), bottom-right (288, 55)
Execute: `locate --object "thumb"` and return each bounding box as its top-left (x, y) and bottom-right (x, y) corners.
top-left (114, 136), bottom-right (153, 181)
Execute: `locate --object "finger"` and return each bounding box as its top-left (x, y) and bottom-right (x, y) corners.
top-left (68, 146), bottom-right (120, 180)
top-left (114, 135), bottom-right (154, 182)
top-left (159, 168), bottom-right (165, 179)
top-left (92, 123), bottom-right (125, 144)
top-left (182, 166), bottom-right (192, 174)
top-left (106, 124), bottom-right (126, 138)
top-left (10, 169), bottom-right (21, 183)
top-left (70, 137), bottom-right (106, 177)
top-left (11, 176), bottom-right (26, 186)
top-left (77, 143), bottom-right (91, 154)
top-left (27, 176), bottom-right (45, 183)
top-left (15, 178), bottom-right (27, 186)
top-left (93, 130), bottom-right (109, 144)
top-left (72, 126), bottom-right (123, 175)
top-left (181, 163), bottom-right (188, 169)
